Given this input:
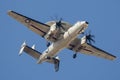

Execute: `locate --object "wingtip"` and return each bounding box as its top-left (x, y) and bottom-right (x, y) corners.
top-left (7, 10), bottom-right (13, 15)
top-left (113, 56), bottom-right (117, 60)
top-left (109, 55), bottom-right (116, 61)
top-left (8, 10), bottom-right (12, 12)
top-left (7, 10), bottom-right (16, 15)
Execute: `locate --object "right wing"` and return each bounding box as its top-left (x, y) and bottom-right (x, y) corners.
top-left (8, 10), bottom-right (50, 37)
top-left (68, 37), bottom-right (116, 60)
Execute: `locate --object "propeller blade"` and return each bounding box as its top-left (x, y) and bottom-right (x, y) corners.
top-left (55, 18), bottom-right (66, 31)
top-left (85, 31), bottom-right (95, 44)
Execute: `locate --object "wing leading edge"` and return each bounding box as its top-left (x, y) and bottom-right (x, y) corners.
top-left (8, 10), bottom-right (50, 37)
top-left (68, 38), bottom-right (116, 60)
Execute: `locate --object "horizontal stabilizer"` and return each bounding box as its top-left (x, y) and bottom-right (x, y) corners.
top-left (19, 42), bottom-right (42, 60)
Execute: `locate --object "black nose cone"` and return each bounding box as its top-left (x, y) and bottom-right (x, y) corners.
top-left (85, 21), bottom-right (89, 24)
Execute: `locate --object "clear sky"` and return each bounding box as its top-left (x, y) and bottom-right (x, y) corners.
top-left (1, 0), bottom-right (120, 80)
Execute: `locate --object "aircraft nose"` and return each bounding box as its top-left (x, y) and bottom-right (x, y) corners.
top-left (85, 21), bottom-right (89, 24)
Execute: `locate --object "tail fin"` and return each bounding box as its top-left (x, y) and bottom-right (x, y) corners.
top-left (19, 41), bottom-right (26, 56)
top-left (47, 56), bottom-right (60, 72)
top-left (54, 58), bottom-right (60, 72)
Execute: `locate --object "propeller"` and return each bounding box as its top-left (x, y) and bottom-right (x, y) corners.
top-left (85, 31), bottom-right (95, 44)
top-left (55, 18), bottom-right (66, 31)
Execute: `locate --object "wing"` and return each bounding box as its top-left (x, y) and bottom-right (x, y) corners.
top-left (8, 10), bottom-right (50, 37)
top-left (68, 38), bottom-right (116, 60)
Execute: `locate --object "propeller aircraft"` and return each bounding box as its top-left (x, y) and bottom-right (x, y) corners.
top-left (8, 10), bottom-right (116, 72)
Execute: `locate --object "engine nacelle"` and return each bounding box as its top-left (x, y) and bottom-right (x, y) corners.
top-left (81, 36), bottom-right (87, 44)
top-left (45, 23), bottom-right (64, 40)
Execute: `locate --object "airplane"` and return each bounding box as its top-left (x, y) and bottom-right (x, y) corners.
top-left (8, 10), bottom-right (116, 72)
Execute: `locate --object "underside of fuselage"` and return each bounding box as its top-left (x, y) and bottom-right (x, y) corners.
top-left (37, 21), bottom-right (88, 64)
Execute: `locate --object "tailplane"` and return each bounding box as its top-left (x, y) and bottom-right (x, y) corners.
top-left (19, 41), bottom-right (41, 59)
top-left (19, 41), bottom-right (60, 72)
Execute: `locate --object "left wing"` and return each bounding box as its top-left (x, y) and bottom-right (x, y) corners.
top-left (8, 10), bottom-right (50, 37)
top-left (68, 38), bottom-right (116, 60)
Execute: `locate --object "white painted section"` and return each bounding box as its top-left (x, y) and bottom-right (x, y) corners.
top-left (19, 41), bottom-right (26, 56)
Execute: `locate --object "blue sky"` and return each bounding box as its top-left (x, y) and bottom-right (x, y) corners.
top-left (1, 0), bottom-right (120, 80)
